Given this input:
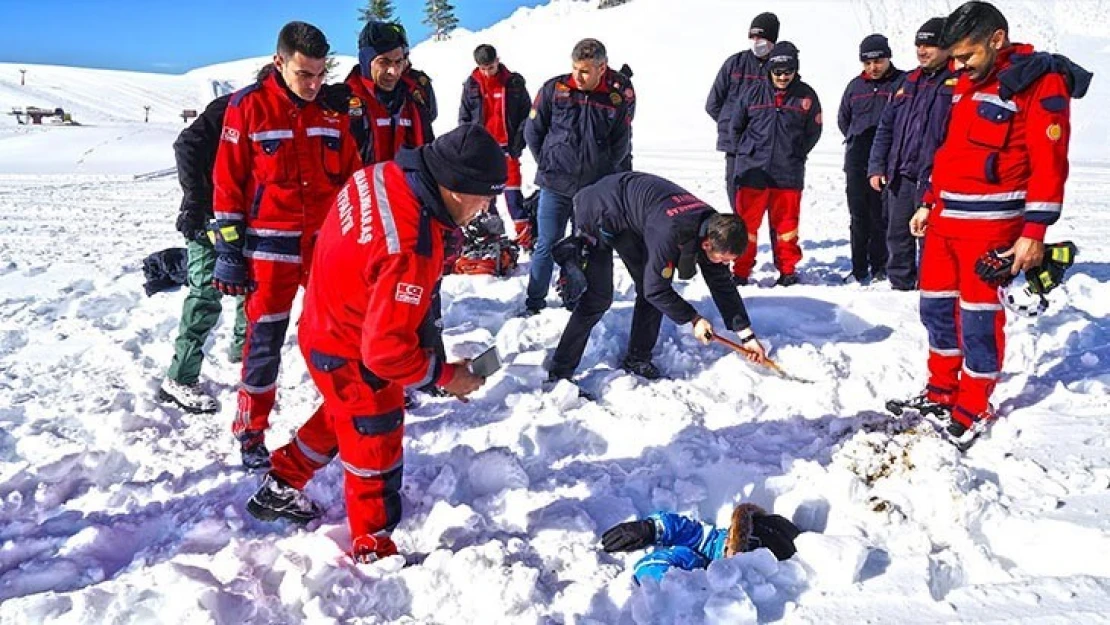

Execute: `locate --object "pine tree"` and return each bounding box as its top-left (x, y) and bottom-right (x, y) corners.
top-left (358, 0), bottom-right (396, 23)
top-left (423, 0), bottom-right (459, 41)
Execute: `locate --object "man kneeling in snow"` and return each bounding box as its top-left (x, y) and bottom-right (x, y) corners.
top-left (602, 504), bottom-right (800, 583)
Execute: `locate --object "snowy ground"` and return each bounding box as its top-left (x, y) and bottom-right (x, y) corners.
top-left (2, 1), bottom-right (1110, 623)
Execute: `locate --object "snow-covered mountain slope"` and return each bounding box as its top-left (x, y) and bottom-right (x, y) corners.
top-left (1, 1), bottom-right (1109, 623)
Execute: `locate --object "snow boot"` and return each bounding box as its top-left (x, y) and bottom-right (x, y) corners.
top-left (158, 378), bottom-right (218, 414)
top-left (776, 273), bottom-right (800, 287)
top-left (351, 534), bottom-right (400, 563)
top-left (621, 356), bottom-right (662, 380)
top-left (885, 392), bottom-right (952, 422)
top-left (246, 473), bottom-right (323, 525)
top-left (239, 431), bottom-right (272, 471)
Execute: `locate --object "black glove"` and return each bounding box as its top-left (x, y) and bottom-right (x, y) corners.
top-left (748, 513), bottom-right (801, 561)
top-left (974, 247), bottom-right (1015, 287)
top-left (1025, 241), bottom-right (1077, 295)
top-left (601, 519), bottom-right (656, 553)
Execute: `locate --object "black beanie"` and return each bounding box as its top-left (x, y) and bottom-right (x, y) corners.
top-left (358, 20), bottom-right (405, 59)
top-left (916, 17), bottom-right (947, 47)
top-left (859, 34), bottom-right (892, 61)
top-left (767, 41), bottom-right (799, 72)
top-left (749, 12), bottom-right (780, 43)
top-left (423, 125), bottom-right (508, 196)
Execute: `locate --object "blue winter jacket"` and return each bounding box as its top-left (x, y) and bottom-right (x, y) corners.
top-left (837, 67), bottom-right (905, 172)
top-left (728, 76), bottom-right (823, 190)
top-left (573, 172), bottom-right (753, 333)
top-left (525, 69), bottom-right (635, 197)
top-left (866, 62), bottom-right (958, 198)
top-left (633, 513), bottom-right (729, 584)
top-left (705, 50), bottom-right (770, 153)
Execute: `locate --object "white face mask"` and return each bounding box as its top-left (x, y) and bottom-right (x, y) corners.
top-left (752, 39), bottom-right (774, 58)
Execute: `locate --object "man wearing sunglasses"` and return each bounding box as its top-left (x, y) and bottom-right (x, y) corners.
top-left (837, 34), bottom-right (905, 285)
top-left (706, 12), bottom-right (780, 212)
top-left (727, 41), bottom-right (822, 287)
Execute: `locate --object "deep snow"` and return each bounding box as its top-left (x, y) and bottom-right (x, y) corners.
top-left (1, 1), bottom-right (1109, 623)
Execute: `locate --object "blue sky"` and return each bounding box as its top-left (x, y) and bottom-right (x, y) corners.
top-left (2, 1), bottom-right (536, 73)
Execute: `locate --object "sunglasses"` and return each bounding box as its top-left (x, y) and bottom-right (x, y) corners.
top-left (771, 69), bottom-right (796, 77)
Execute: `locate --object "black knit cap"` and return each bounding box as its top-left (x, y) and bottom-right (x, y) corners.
top-left (358, 20), bottom-right (406, 58)
top-left (859, 34), bottom-right (892, 61)
top-left (916, 17), bottom-right (947, 47)
top-left (749, 12), bottom-right (780, 43)
top-left (767, 41), bottom-right (799, 72)
top-left (423, 125), bottom-right (507, 196)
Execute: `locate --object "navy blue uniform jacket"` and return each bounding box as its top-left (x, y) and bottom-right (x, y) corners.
top-left (573, 172), bottom-right (752, 332)
top-left (525, 69), bottom-right (635, 197)
top-left (837, 67), bottom-right (905, 171)
top-left (705, 50), bottom-right (769, 153)
top-left (728, 76), bottom-right (823, 190)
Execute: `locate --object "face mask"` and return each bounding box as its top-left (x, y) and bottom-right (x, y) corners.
top-left (752, 39), bottom-right (774, 58)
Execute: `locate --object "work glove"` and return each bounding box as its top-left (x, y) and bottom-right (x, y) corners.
top-left (208, 219), bottom-right (254, 295)
top-left (602, 519), bottom-right (656, 553)
top-left (974, 247), bottom-right (1015, 287)
top-left (1025, 241), bottom-right (1077, 295)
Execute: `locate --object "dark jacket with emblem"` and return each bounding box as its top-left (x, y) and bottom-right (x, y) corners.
top-left (573, 172), bottom-right (752, 332)
top-left (525, 69), bottom-right (635, 197)
top-left (837, 66), bottom-right (905, 172)
top-left (867, 61), bottom-right (957, 197)
top-left (404, 66), bottom-right (437, 140)
top-left (728, 75), bottom-right (823, 189)
top-left (706, 50), bottom-right (770, 153)
top-left (458, 64), bottom-right (532, 158)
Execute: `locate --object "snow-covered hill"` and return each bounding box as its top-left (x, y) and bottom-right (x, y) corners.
top-left (1, 1), bottom-right (1109, 623)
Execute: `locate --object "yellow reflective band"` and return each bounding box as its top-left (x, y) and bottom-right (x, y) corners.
top-left (206, 230), bottom-right (216, 244)
top-left (220, 226), bottom-right (240, 242)
top-left (1051, 246), bottom-right (1072, 263)
top-left (778, 230), bottom-right (798, 242)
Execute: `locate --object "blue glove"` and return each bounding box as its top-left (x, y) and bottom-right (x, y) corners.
top-left (208, 220), bottom-right (254, 295)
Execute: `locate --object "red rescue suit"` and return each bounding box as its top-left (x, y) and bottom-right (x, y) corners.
top-left (919, 44), bottom-right (1072, 427)
top-left (344, 66), bottom-right (426, 165)
top-left (212, 73), bottom-right (361, 439)
top-left (268, 158), bottom-right (459, 557)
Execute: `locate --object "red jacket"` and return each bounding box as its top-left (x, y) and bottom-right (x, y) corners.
top-left (344, 66), bottom-right (427, 165)
top-left (298, 154), bottom-right (457, 389)
top-left (213, 73), bottom-right (361, 237)
top-left (928, 44), bottom-right (1072, 241)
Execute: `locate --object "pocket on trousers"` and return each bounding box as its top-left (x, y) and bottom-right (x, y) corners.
top-left (309, 350), bottom-right (348, 373)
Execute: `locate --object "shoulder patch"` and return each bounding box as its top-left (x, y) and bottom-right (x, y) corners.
top-left (661, 263), bottom-right (674, 280)
top-left (1046, 123), bottom-right (1063, 141)
top-left (349, 97), bottom-right (363, 117)
top-left (610, 92), bottom-right (622, 106)
top-left (1040, 95), bottom-right (1068, 113)
top-left (395, 283), bottom-right (424, 305)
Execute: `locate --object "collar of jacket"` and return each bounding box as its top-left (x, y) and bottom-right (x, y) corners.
top-left (472, 64), bottom-right (511, 89)
top-left (268, 72), bottom-right (309, 108)
top-left (861, 65), bottom-right (899, 82)
top-left (395, 147), bottom-right (457, 230)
